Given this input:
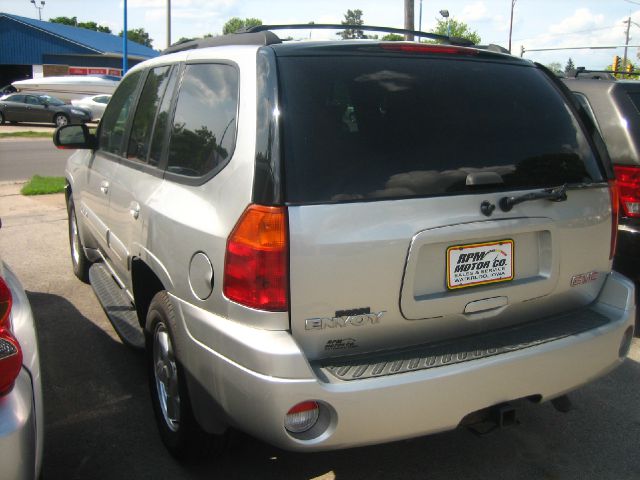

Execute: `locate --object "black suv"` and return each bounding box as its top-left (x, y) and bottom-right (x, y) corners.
top-left (563, 76), bottom-right (640, 279)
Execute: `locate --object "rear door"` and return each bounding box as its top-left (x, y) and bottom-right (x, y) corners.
top-left (2, 95), bottom-right (27, 122)
top-left (278, 49), bottom-right (612, 360)
top-left (107, 64), bottom-right (176, 284)
top-left (82, 70), bottom-right (143, 253)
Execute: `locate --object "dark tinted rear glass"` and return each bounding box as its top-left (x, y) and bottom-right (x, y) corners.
top-left (278, 56), bottom-right (604, 204)
top-left (626, 91), bottom-right (640, 113)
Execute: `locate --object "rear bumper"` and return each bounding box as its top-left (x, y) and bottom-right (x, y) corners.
top-left (175, 272), bottom-right (635, 452)
top-left (0, 369), bottom-right (38, 480)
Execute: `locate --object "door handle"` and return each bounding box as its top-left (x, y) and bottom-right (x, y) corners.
top-left (100, 181), bottom-right (109, 195)
top-left (129, 201), bottom-right (140, 220)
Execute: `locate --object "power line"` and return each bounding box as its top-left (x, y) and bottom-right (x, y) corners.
top-left (513, 24), bottom-right (621, 43)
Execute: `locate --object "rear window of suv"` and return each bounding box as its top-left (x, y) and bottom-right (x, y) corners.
top-left (278, 55), bottom-right (604, 204)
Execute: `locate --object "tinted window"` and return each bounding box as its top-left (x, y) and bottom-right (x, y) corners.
top-left (279, 56), bottom-right (604, 204)
top-left (149, 68), bottom-right (179, 167)
top-left (98, 71), bottom-right (142, 155)
top-left (41, 95), bottom-right (64, 106)
top-left (26, 96), bottom-right (40, 105)
top-left (627, 91), bottom-right (640, 113)
top-left (572, 92), bottom-right (601, 134)
top-left (94, 96), bottom-right (110, 104)
top-left (127, 66), bottom-right (172, 163)
top-left (6, 95), bottom-right (25, 103)
top-left (166, 64), bottom-right (238, 178)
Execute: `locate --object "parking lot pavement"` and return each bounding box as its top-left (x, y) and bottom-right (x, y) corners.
top-left (0, 184), bottom-right (639, 479)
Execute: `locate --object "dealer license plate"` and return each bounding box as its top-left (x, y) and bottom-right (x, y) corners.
top-left (446, 240), bottom-right (514, 290)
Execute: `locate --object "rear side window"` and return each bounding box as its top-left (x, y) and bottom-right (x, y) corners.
top-left (6, 95), bottom-right (25, 103)
top-left (166, 63), bottom-right (239, 178)
top-left (148, 69), bottom-right (179, 167)
top-left (98, 71), bottom-right (142, 156)
top-left (278, 56), bottom-right (604, 204)
top-left (127, 65), bottom-right (172, 163)
top-left (626, 91), bottom-right (640, 113)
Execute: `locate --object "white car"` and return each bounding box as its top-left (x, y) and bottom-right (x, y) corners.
top-left (71, 94), bottom-right (111, 121)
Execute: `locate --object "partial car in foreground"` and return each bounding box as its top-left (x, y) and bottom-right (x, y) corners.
top-left (0, 94), bottom-right (91, 127)
top-left (71, 95), bottom-right (111, 121)
top-left (0, 254), bottom-right (43, 479)
top-left (563, 76), bottom-right (640, 279)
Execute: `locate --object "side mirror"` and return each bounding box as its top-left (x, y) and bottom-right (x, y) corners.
top-left (53, 124), bottom-right (97, 150)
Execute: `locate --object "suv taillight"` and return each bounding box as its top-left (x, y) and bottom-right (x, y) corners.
top-left (609, 179), bottom-right (620, 260)
top-left (223, 205), bottom-right (289, 311)
top-left (0, 276), bottom-right (22, 396)
top-left (614, 165), bottom-right (640, 218)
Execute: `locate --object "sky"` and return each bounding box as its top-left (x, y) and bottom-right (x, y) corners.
top-left (3, 0), bottom-right (640, 70)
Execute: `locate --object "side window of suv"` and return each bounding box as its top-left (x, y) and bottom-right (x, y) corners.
top-left (98, 71), bottom-right (142, 156)
top-left (126, 65), bottom-right (172, 163)
top-left (166, 63), bottom-right (239, 178)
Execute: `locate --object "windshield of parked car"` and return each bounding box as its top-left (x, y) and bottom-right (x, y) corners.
top-left (39, 95), bottom-right (65, 106)
top-left (278, 55), bottom-right (605, 204)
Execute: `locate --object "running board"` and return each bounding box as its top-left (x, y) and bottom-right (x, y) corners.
top-left (89, 263), bottom-right (145, 349)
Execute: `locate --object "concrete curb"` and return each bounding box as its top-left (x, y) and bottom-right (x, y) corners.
top-left (0, 181), bottom-right (26, 197)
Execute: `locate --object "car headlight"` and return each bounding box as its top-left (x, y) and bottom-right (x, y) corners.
top-left (70, 109), bottom-right (88, 116)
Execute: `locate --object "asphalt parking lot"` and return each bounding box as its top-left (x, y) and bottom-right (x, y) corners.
top-left (0, 180), bottom-right (639, 479)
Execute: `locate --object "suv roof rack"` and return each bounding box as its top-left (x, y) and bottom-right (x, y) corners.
top-left (163, 31), bottom-right (282, 54)
top-left (243, 24), bottom-right (474, 46)
top-left (569, 67), bottom-right (617, 80)
top-left (162, 23), bottom-right (474, 54)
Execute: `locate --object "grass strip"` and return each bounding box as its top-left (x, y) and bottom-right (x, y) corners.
top-left (0, 131), bottom-right (53, 139)
top-left (21, 175), bottom-right (66, 195)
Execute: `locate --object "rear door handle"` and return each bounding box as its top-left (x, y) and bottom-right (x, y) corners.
top-left (129, 201), bottom-right (140, 220)
top-left (100, 181), bottom-right (109, 195)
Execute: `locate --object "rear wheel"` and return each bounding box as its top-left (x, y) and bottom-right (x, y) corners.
top-left (67, 196), bottom-right (91, 282)
top-left (54, 113), bottom-right (69, 127)
top-left (0, 111), bottom-right (4, 124)
top-left (146, 291), bottom-right (226, 460)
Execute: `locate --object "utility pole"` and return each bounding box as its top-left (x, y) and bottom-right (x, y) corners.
top-left (167, 0), bottom-right (171, 49)
top-left (404, 0), bottom-right (414, 41)
top-left (123, 0), bottom-right (128, 74)
top-left (509, 0), bottom-right (516, 54)
top-left (623, 16), bottom-right (631, 69)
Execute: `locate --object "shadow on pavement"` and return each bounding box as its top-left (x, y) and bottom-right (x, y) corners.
top-left (28, 290), bottom-right (640, 480)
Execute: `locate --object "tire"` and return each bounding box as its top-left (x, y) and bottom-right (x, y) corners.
top-left (146, 291), bottom-right (226, 461)
top-left (0, 111), bottom-right (4, 124)
top-left (67, 196), bottom-right (91, 283)
top-left (54, 113), bottom-right (69, 127)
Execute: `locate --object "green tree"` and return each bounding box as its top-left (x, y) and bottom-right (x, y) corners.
top-left (545, 62), bottom-right (563, 75)
top-left (564, 58), bottom-right (576, 74)
top-left (49, 16), bottom-right (111, 33)
top-left (119, 28), bottom-right (153, 48)
top-left (222, 17), bottom-right (262, 35)
top-left (381, 33), bottom-right (404, 41)
top-left (338, 9), bottom-right (365, 39)
top-left (431, 18), bottom-right (481, 44)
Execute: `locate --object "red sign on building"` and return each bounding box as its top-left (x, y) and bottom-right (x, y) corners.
top-left (68, 67), bottom-right (122, 77)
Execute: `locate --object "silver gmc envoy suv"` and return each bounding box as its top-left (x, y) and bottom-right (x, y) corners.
top-left (55, 25), bottom-right (636, 459)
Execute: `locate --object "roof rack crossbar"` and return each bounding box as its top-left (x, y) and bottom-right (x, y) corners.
top-left (242, 24), bottom-right (474, 46)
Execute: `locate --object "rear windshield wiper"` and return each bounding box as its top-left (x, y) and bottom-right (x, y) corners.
top-left (499, 184), bottom-right (568, 212)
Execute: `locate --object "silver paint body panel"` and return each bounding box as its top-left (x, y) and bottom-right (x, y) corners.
top-left (0, 262), bottom-right (43, 479)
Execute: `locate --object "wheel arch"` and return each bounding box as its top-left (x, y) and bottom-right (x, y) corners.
top-left (131, 257), bottom-right (171, 330)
